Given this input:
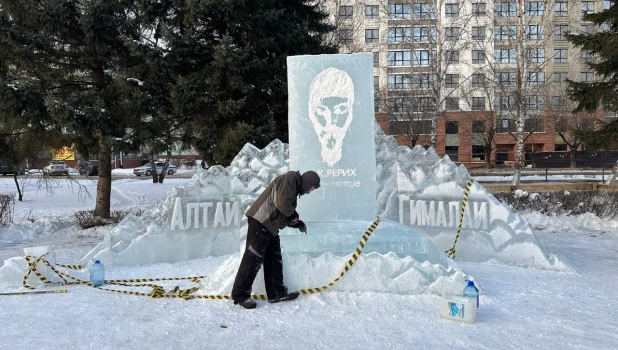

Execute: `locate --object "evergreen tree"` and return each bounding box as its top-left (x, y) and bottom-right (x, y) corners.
top-left (566, 1), bottom-right (618, 149)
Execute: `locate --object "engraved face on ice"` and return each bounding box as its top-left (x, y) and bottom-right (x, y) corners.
top-left (308, 67), bottom-right (354, 166)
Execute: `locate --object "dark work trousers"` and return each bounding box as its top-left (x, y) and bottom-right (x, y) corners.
top-left (231, 217), bottom-right (285, 302)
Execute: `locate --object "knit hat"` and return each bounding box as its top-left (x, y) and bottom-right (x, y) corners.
top-left (300, 171), bottom-right (321, 195)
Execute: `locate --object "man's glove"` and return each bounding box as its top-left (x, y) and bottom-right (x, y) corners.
top-left (297, 220), bottom-right (307, 234)
top-left (288, 211), bottom-right (299, 226)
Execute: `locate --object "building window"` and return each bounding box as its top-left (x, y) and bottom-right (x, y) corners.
top-left (581, 24), bottom-right (594, 33)
top-left (365, 5), bottom-right (379, 19)
top-left (445, 3), bottom-right (459, 17)
top-left (413, 50), bottom-right (433, 66)
top-left (365, 29), bottom-right (379, 43)
top-left (472, 121), bottom-right (485, 133)
top-left (413, 97), bottom-right (434, 112)
top-left (339, 29), bottom-right (353, 43)
top-left (445, 121), bottom-right (459, 134)
top-left (387, 74), bottom-right (411, 90)
top-left (525, 96), bottom-right (543, 110)
top-left (553, 96), bottom-right (567, 109)
top-left (413, 26), bottom-right (435, 42)
top-left (524, 117), bottom-right (544, 132)
top-left (525, 1), bottom-right (545, 16)
top-left (472, 50), bottom-right (486, 64)
top-left (445, 98), bottom-right (460, 111)
top-left (495, 25), bottom-right (516, 40)
top-left (527, 48), bottom-right (545, 63)
top-left (581, 51), bottom-right (595, 62)
top-left (554, 72), bottom-right (567, 83)
top-left (446, 27), bottom-right (460, 41)
top-left (445, 50), bottom-right (459, 65)
top-left (555, 144), bottom-right (568, 151)
top-left (388, 97), bottom-right (410, 113)
top-left (472, 97), bottom-right (486, 110)
top-left (581, 72), bottom-right (594, 82)
top-left (526, 25), bottom-right (543, 40)
top-left (554, 49), bottom-right (568, 63)
top-left (471, 73), bottom-right (486, 87)
top-left (339, 6), bottom-right (353, 20)
top-left (604, 1), bottom-right (612, 10)
top-left (554, 2), bottom-right (568, 16)
top-left (374, 76), bottom-right (379, 90)
top-left (445, 146), bottom-right (459, 161)
top-left (413, 3), bottom-right (436, 18)
top-left (526, 72), bottom-right (545, 86)
top-left (373, 52), bottom-right (380, 67)
top-left (554, 25), bottom-right (568, 40)
top-left (495, 48), bottom-right (516, 63)
top-left (496, 2), bottom-right (516, 16)
top-left (495, 72), bottom-right (516, 86)
top-left (388, 51), bottom-right (411, 66)
top-left (388, 27), bottom-right (410, 43)
top-left (582, 1), bottom-right (595, 15)
top-left (495, 95), bottom-right (514, 110)
top-left (445, 74), bottom-right (459, 88)
top-left (472, 2), bottom-right (487, 16)
top-left (389, 4), bottom-right (411, 19)
top-left (472, 26), bottom-right (486, 40)
top-left (412, 73), bottom-right (434, 89)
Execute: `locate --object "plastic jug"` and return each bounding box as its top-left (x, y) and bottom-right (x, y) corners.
top-left (90, 260), bottom-right (105, 287)
top-left (463, 280), bottom-right (479, 308)
top-left (440, 295), bottom-right (477, 323)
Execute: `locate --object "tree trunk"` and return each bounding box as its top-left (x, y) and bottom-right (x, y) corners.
top-left (13, 173), bottom-right (23, 201)
top-left (570, 148), bottom-right (577, 168)
top-left (150, 159), bottom-right (159, 183)
top-left (93, 132), bottom-right (112, 219)
top-left (158, 150), bottom-right (173, 184)
top-left (485, 147), bottom-right (492, 169)
top-left (430, 114), bottom-right (438, 149)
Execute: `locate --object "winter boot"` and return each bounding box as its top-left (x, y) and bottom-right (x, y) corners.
top-left (268, 291), bottom-right (299, 303)
top-left (234, 298), bottom-right (257, 309)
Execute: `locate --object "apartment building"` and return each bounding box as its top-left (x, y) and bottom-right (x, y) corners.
top-left (327, 0), bottom-right (613, 166)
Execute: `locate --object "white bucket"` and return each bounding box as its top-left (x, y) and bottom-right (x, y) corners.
top-left (440, 294), bottom-right (477, 323)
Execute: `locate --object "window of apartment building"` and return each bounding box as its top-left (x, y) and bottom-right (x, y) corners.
top-left (389, 4), bottom-right (411, 19)
top-left (604, 1), bottom-right (612, 10)
top-left (498, 119), bottom-right (513, 132)
top-left (554, 2), bottom-right (568, 16)
top-left (339, 6), bottom-right (353, 20)
top-left (495, 95), bottom-right (514, 110)
top-left (525, 1), bottom-right (545, 16)
top-left (525, 96), bottom-right (543, 110)
top-left (554, 49), bottom-right (568, 63)
top-left (472, 26), bottom-right (486, 40)
top-left (580, 51), bottom-right (595, 62)
top-left (581, 24), bottom-right (594, 34)
top-left (553, 96), bottom-right (567, 109)
top-left (445, 74), bottom-right (459, 88)
top-left (554, 25), bottom-right (568, 40)
top-left (495, 48), bottom-right (516, 63)
top-left (365, 29), bottom-right (379, 43)
top-left (445, 3), bottom-right (459, 17)
top-left (495, 72), bottom-right (516, 86)
top-left (339, 29), bottom-right (353, 43)
top-left (374, 76), bottom-right (379, 90)
top-left (554, 72), bottom-right (567, 83)
top-left (472, 97), bottom-right (486, 110)
top-left (387, 97), bottom-right (410, 113)
top-left (446, 50), bottom-right (460, 65)
top-left (446, 27), bottom-right (460, 41)
top-left (445, 98), bottom-right (460, 111)
top-left (472, 50), bottom-right (486, 64)
top-left (413, 97), bottom-right (434, 112)
top-left (526, 72), bottom-right (545, 86)
top-left (387, 74), bottom-right (411, 89)
top-left (495, 25), bottom-right (516, 40)
top-left (388, 51), bottom-right (411, 66)
top-left (412, 73), bottom-right (434, 89)
top-left (555, 144), bottom-right (568, 151)
top-left (413, 3), bottom-right (436, 19)
top-left (413, 50), bottom-right (433, 66)
top-left (581, 1), bottom-right (595, 15)
top-left (472, 145), bottom-right (486, 160)
top-left (388, 27), bottom-right (411, 43)
top-left (527, 48), bottom-right (545, 63)
top-left (473, 121), bottom-right (485, 133)
top-left (414, 120), bottom-right (432, 134)
top-left (471, 73), bottom-right (486, 87)
top-left (496, 2), bottom-right (516, 16)
top-left (365, 5), bottom-right (379, 19)
top-left (526, 25), bottom-right (543, 40)
top-left (373, 52), bottom-right (380, 67)
top-left (581, 72), bottom-right (594, 82)
top-left (413, 26), bottom-right (435, 42)
top-left (524, 116), bottom-right (544, 131)
top-left (445, 146), bottom-right (459, 161)
top-left (445, 121), bottom-right (459, 134)
top-left (472, 2), bottom-right (487, 16)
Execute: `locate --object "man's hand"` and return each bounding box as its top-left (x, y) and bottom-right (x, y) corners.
top-left (297, 220), bottom-right (307, 234)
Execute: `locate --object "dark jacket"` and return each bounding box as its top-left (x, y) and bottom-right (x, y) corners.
top-left (245, 171), bottom-right (301, 236)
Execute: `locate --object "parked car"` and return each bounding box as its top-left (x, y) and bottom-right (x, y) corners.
top-left (0, 161), bottom-right (25, 175)
top-left (43, 161), bottom-right (69, 176)
top-left (78, 160), bottom-right (99, 176)
top-left (133, 162), bottom-right (178, 176)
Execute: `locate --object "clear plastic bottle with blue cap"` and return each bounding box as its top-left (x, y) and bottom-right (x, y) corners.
top-left (90, 260), bottom-right (105, 287)
top-left (463, 280), bottom-right (479, 308)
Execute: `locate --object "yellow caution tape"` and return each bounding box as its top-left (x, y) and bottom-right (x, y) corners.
top-left (445, 179), bottom-right (475, 259)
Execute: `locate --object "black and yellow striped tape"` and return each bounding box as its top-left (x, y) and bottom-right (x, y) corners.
top-left (445, 179), bottom-right (475, 259)
top-left (21, 217), bottom-right (381, 301)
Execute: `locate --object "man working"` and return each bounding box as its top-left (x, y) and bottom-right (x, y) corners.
top-left (232, 170), bottom-right (321, 309)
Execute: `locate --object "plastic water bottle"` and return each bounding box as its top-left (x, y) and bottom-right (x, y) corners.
top-left (90, 260), bottom-right (105, 287)
top-left (463, 280), bottom-right (479, 308)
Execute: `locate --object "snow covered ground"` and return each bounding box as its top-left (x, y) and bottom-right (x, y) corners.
top-left (0, 176), bottom-right (617, 349)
